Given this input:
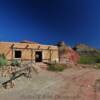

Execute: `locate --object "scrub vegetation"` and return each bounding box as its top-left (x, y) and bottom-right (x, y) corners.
top-left (11, 59), bottom-right (21, 67)
top-left (79, 56), bottom-right (100, 64)
top-left (0, 54), bottom-right (8, 68)
top-left (47, 63), bottom-right (67, 72)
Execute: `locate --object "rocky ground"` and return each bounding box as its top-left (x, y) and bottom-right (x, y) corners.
top-left (0, 67), bottom-right (100, 100)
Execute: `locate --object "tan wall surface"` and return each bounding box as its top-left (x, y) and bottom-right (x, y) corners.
top-left (22, 49), bottom-right (32, 60)
top-left (42, 50), bottom-right (51, 62)
top-left (51, 50), bottom-right (59, 62)
top-left (0, 43), bottom-right (12, 60)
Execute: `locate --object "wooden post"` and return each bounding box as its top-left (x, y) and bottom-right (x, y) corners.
top-left (50, 50), bottom-right (52, 62)
top-left (11, 44), bottom-right (15, 61)
top-left (12, 48), bottom-right (14, 61)
top-left (31, 49), bottom-right (33, 62)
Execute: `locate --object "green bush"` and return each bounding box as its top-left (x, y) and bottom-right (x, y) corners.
top-left (96, 56), bottom-right (100, 63)
top-left (95, 63), bottom-right (100, 69)
top-left (0, 54), bottom-right (8, 68)
top-left (79, 56), bottom-right (100, 64)
top-left (11, 59), bottom-right (21, 67)
top-left (47, 63), bottom-right (66, 72)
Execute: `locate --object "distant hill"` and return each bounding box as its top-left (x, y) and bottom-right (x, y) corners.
top-left (73, 44), bottom-right (100, 56)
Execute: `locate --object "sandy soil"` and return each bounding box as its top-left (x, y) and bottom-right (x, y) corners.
top-left (0, 67), bottom-right (100, 100)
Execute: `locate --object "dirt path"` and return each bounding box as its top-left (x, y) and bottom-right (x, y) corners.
top-left (0, 68), bottom-right (100, 100)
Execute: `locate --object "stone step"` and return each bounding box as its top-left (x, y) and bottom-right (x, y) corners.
top-left (35, 63), bottom-right (48, 70)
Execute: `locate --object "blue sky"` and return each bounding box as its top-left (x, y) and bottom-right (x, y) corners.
top-left (0, 0), bottom-right (100, 48)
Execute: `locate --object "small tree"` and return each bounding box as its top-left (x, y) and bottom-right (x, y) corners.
top-left (0, 54), bottom-right (8, 68)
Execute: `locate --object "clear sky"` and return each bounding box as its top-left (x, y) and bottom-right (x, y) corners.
top-left (0, 0), bottom-right (100, 48)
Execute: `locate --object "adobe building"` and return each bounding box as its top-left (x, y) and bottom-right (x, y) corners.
top-left (0, 41), bottom-right (80, 64)
top-left (0, 41), bottom-right (59, 63)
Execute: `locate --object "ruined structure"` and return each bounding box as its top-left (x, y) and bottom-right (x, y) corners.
top-left (58, 41), bottom-right (80, 64)
top-left (0, 41), bottom-right (80, 64)
top-left (0, 41), bottom-right (59, 63)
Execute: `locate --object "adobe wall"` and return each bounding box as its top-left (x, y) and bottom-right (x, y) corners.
top-left (0, 42), bottom-right (59, 63)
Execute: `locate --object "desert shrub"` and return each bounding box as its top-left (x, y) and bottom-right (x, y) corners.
top-left (47, 63), bottom-right (66, 72)
top-left (0, 54), bottom-right (8, 68)
top-left (96, 56), bottom-right (100, 63)
top-left (95, 63), bottom-right (100, 69)
top-left (11, 59), bottom-right (21, 67)
top-left (79, 56), bottom-right (100, 64)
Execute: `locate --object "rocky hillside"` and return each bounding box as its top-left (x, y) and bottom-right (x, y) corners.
top-left (73, 44), bottom-right (100, 56)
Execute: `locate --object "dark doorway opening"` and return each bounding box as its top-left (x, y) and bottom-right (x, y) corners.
top-left (35, 51), bottom-right (42, 62)
top-left (15, 50), bottom-right (22, 58)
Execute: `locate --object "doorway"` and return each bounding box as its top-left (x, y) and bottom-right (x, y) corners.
top-left (35, 51), bottom-right (42, 62)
